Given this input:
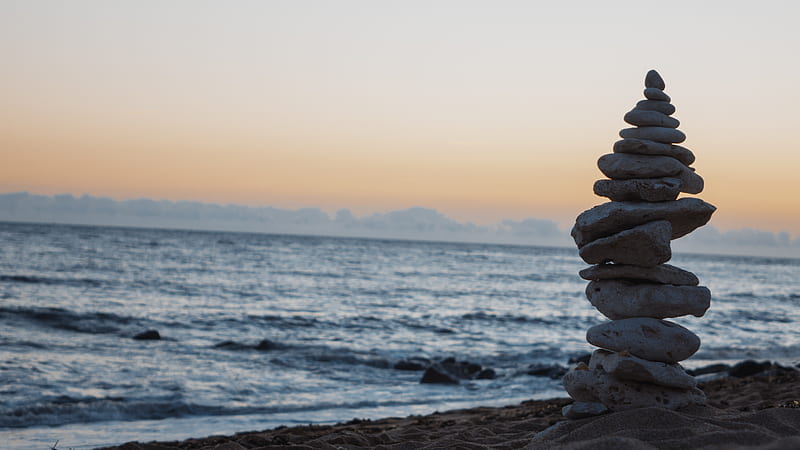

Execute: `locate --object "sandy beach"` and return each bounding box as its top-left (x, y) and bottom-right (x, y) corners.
top-left (102, 369), bottom-right (800, 449)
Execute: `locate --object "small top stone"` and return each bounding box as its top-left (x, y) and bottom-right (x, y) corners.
top-left (645, 70), bottom-right (665, 90)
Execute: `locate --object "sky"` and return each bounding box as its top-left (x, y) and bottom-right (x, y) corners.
top-left (1, 1), bottom-right (799, 235)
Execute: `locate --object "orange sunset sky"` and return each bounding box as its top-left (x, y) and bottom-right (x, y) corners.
top-left (1, 1), bottom-right (799, 235)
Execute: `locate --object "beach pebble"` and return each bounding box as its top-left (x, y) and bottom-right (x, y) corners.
top-left (586, 280), bottom-right (711, 320)
top-left (562, 401), bottom-right (609, 419)
top-left (645, 70), bottom-right (666, 90)
top-left (635, 99), bottom-right (676, 115)
top-left (578, 220), bottom-right (672, 267)
top-left (589, 349), bottom-right (697, 390)
top-left (571, 198), bottom-right (716, 248)
top-left (587, 318), bottom-right (701, 363)
top-left (579, 263), bottom-right (699, 286)
top-left (620, 127), bottom-right (686, 144)
top-left (594, 177), bottom-right (681, 202)
top-left (565, 367), bottom-right (705, 411)
top-left (614, 138), bottom-right (695, 166)
top-left (644, 88), bottom-right (671, 102)
top-left (598, 153), bottom-right (684, 180)
top-left (624, 109), bottom-right (680, 128)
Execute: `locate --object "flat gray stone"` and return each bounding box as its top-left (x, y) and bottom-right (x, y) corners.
top-left (620, 127), bottom-right (686, 144)
top-left (579, 263), bottom-right (699, 286)
top-left (594, 177), bottom-right (681, 202)
top-left (624, 109), bottom-right (680, 128)
top-left (589, 349), bottom-right (697, 390)
top-left (571, 198), bottom-right (716, 248)
top-left (586, 318), bottom-right (701, 363)
top-left (645, 70), bottom-right (666, 90)
top-left (562, 401), bottom-right (609, 419)
top-left (635, 100), bottom-right (675, 115)
top-left (579, 221), bottom-right (672, 267)
top-left (644, 87), bottom-right (671, 102)
top-left (614, 138), bottom-right (695, 166)
top-left (563, 366), bottom-right (705, 411)
top-left (585, 280), bottom-right (711, 319)
top-left (597, 153), bottom-right (703, 194)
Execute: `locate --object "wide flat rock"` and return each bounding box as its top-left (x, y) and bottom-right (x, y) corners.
top-left (614, 138), bottom-right (695, 166)
top-left (586, 318), bottom-right (701, 363)
top-left (561, 401), bottom-right (609, 419)
top-left (594, 177), bottom-right (681, 202)
top-left (586, 279), bottom-right (711, 319)
top-left (624, 109), bottom-right (680, 128)
top-left (635, 99), bottom-right (675, 115)
top-left (589, 349), bottom-right (697, 390)
top-left (571, 198), bottom-right (716, 248)
top-left (620, 127), bottom-right (686, 144)
top-left (597, 154), bottom-right (703, 194)
top-left (579, 263), bottom-right (699, 286)
top-left (578, 220), bottom-right (672, 267)
top-left (563, 366), bottom-right (705, 411)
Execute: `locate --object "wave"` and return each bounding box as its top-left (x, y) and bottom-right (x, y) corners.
top-left (0, 305), bottom-right (138, 334)
top-left (0, 274), bottom-right (105, 288)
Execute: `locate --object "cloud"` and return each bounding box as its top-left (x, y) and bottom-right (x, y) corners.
top-left (0, 192), bottom-right (797, 258)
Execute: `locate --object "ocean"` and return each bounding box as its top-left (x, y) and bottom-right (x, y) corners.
top-left (1, 221), bottom-right (798, 448)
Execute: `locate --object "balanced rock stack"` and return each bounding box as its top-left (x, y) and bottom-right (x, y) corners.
top-left (561, 70), bottom-right (716, 419)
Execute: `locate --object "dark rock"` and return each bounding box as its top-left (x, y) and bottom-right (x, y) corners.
top-left (133, 330), bottom-right (161, 340)
top-left (528, 364), bottom-right (568, 379)
top-left (635, 100), bottom-right (675, 115)
top-left (569, 353), bottom-right (592, 365)
top-left (214, 340), bottom-right (249, 350)
top-left (644, 88), bottom-right (671, 102)
top-left (255, 339), bottom-right (278, 351)
top-left (729, 360), bottom-right (771, 378)
top-left (476, 368), bottom-right (496, 379)
top-left (420, 365), bottom-right (459, 384)
top-left (645, 70), bottom-right (666, 90)
top-left (686, 363), bottom-right (731, 376)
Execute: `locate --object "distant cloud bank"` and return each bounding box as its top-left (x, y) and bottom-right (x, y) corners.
top-left (1, 192), bottom-right (797, 258)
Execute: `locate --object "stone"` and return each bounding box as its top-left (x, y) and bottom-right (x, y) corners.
top-left (563, 367), bottom-right (705, 411)
top-left (420, 365), bottom-right (459, 384)
top-left (686, 363), bottom-right (731, 376)
top-left (624, 109), bottom-right (680, 128)
top-left (644, 87), bottom-right (671, 102)
top-left (597, 154), bottom-right (704, 194)
top-left (594, 177), bottom-right (681, 202)
top-left (571, 198), bottom-right (716, 248)
top-left (585, 280), bottom-right (711, 319)
top-left (729, 360), bottom-right (772, 378)
top-left (562, 401), bottom-right (609, 419)
top-left (589, 349), bottom-right (697, 389)
top-left (579, 263), bottom-right (699, 286)
top-left (528, 363), bottom-right (568, 379)
top-left (620, 127), bottom-right (686, 144)
top-left (614, 138), bottom-right (695, 166)
top-left (645, 70), bottom-right (666, 90)
top-left (133, 329), bottom-right (161, 340)
top-left (586, 318), bottom-right (701, 363)
top-left (635, 99), bottom-right (676, 115)
top-left (578, 220), bottom-right (672, 267)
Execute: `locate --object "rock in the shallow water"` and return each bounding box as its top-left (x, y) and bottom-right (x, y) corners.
top-left (635, 100), bottom-right (676, 115)
top-left (420, 365), bottom-right (460, 384)
top-left (620, 127), bottom-right (686, 144)
top-left (594, 177), bottom-right (681, 202)
top-left (255, 339), bottom-right (279, 351)
top-left (563, 367), bottom-right (705, 411)
top-left (586, 280), bottom-right (711, 319)
top-left (645, 70), bottom-right (666, 90)
top-left (614, 138), bottom-right (695, 166)
top-left (589, 349), bottom-right (697, 390)
top-left (686, 363), bottom-right (731, 377)
top-left (586, 318), bottom-right (701, 363)
top-left (476, 368), bottom-right (496, 379)
top-left (578, 220), bottom-right (672, 267)
top-left (394, 358), bottom-right (430, 371)
top-left (644, 87), bottom-right (671, 102)
top-left (527, 363), bottom-right (568, 379)
top-left (579, 263), bottom-right (699, 286)
top-left (133, 330), bottom-right (161, 340)
top-left (729, 360), bottom-right (772, 378)
top-left (597, 154), bottom-right (705, 194)
top-left (562, 401), bottom-right (609, 419)
top-left (571, 198), bottom-right (716, 248)
top-left (624, 109), bottom-right (680, 128)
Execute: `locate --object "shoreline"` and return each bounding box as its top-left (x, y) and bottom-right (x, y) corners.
top-left (102, 370), bottom-right (800, 449)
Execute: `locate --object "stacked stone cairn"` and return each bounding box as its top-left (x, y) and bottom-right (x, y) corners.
top-left (561, 70), bottom-right (717, 419)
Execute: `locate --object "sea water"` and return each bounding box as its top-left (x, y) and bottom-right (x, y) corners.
top-left (1, 222), bottom-right (798, 448)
